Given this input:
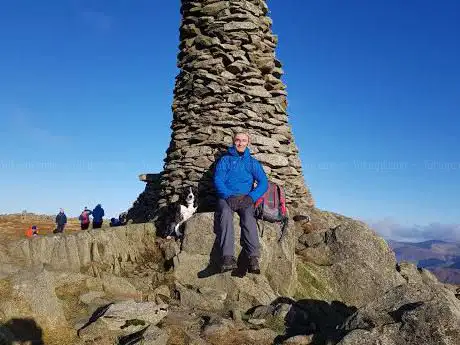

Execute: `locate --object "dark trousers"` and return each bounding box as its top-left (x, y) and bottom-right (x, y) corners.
top-left (81, 223), bottom-right (89, 230)
top-left (215, 198), bottom-right (260, 258)
top-left (54, 224), bottom-right (65, 233)
top-left (93, 221), bottom-right (103, 229)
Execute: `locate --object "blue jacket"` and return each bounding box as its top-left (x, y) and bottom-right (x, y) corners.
top-left (92, 205), bottom-right (105, 222)
top-left (214, 146), bottom-right (268, 202)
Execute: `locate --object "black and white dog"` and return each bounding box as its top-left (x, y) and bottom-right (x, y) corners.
top-left (164, 186), bottom-right (198, 238)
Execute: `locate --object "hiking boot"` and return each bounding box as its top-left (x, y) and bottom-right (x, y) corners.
top-left (221, 256), bottom-right (237, 273)
top-left (248, 256), bottom-right (260, 274)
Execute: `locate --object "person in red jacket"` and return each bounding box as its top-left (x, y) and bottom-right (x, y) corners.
top-left (79, 207), bottom-right (92, 230)
top-left (25, 225), bottom-right (38, 238)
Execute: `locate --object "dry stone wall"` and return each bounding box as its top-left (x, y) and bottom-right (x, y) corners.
top-left (129, 0), bottom-right (314, 221)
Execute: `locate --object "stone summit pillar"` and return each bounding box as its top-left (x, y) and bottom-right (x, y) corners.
top-left (128, 0), bottom-right (314, 223)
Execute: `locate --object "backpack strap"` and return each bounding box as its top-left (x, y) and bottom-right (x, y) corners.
top-left (278, 216), bottom-right (289, 242)
top-left (255, 205), bottom-right (265, 239)
top-left (277, 185), bottom-right (287, 216)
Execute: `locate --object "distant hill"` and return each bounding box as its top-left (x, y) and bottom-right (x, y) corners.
top-left (388, 239), bottom-right (460, 284)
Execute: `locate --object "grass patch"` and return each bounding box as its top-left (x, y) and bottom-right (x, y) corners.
top-left (43, 326), bottom-right (78, 345)
top-left (166, 325), bottom-right (189, 345)
top-left (0, 279), bottom-right (12, 300)
top-left (55, 281), bottom-right (89, 323)
top-left (264, 315), bottom-right (286, 335)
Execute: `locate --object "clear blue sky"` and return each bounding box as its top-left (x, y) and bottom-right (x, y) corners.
top-left (0, 0), bottom-right (459, 229)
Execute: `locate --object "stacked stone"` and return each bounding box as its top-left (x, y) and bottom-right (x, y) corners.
top-left (130, 0), bottom-right (314, 221)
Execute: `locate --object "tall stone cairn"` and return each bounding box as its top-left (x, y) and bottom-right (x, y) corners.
top-left (128, 0), bottom-right (314, 222)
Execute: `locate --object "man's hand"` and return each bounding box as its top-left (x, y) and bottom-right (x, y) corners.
top-left (226, 195), bottom-right (254, 211)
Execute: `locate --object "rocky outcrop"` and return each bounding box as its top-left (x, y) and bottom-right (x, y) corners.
top-left (0, 214), bottom-right (458, 345)
top-left (293, 208), bottom-right (405, 307)
top-left (338, 262), bottom-right (460, 345)
top-left (128, 0), bottom-right (314, 223)
top-left (0, 223), bottom-right (158, 277)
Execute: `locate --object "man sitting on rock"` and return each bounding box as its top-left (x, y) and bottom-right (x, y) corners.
top-left (214, 132), bottom-right (268, 274)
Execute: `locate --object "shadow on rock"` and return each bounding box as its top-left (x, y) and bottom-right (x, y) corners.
top-left (196, 148), bottom-right (227, 213)
top-left (197, 215), bottom-right (222, 279)
top-left (273, 298), bottom-right (357, 345)
top-left (0, 318), bottom-right (44, 345)
top-left (77, 303), bottom-right (114, 336)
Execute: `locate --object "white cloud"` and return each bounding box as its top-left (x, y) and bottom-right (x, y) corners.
top-left (367, 217), bottom-right (460, 243)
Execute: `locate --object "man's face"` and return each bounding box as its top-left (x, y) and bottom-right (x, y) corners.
top-left (234, 133), bottom-right (249, 153)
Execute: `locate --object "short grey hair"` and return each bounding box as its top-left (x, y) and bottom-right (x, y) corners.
top-left (233, 132), bottom-right (250, 141)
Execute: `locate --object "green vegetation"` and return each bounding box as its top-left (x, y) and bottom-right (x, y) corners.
top-left (121, 319), bottom-right (146, 329)
top-left (294, 261), bottom-right (339, 301)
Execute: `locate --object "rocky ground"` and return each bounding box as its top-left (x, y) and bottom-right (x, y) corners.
top-left (0, 209), bottom-right (459, 345)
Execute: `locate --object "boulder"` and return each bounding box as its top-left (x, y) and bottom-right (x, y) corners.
top-left (174, 250), bottom-right (277, 312)
top-left (294, 208), bottom-right (405, 307)
top-left (142, 325), bottom-right (169, 345)
top-left (175, 282), bottom-right (227, 312)
top-left (100, 273), bottom-right (139, 299)
top-left (79, 291), bottom-right (106, 305)
top-left (0, 266), bottom-right (67, 330)
top-left (78, 301), bottom-right (168, 342)
top-left (338, 279), bottom-right (460, 345)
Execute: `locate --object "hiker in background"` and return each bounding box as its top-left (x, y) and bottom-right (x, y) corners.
top-left (54, 208), bottom-right (67, 233)
top-left (118, 211), bottom-right (128, 225)
top-left (110, 217), bottom-right (121, 227)
top-left (213, 132), bottom-right (268, 274)
top-left (79, 207), bottom-right (92, 230)
top-left (92, 204), bottom-right (105, 229)
top-left (25, 225), bottom-right (38, 238)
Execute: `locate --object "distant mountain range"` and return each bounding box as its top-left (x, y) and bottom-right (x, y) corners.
top-left (388, 239), bottom-right (460, 284)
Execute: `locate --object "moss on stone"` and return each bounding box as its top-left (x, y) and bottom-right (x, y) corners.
top-left (377, 236), bottom-right (390, 253)
top-left (121, 319), bottom-right (146, 329)
top-left (294, 261), bottom-right (338, 301)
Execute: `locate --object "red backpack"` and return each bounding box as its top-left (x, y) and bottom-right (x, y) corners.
top-left (254, 181), bottom-right (289, 242)
top-left (80, 212), bottom-right (89, 224)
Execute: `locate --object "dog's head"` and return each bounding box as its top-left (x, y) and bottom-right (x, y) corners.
top-left (180, 186), bottom-right (198, 206)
